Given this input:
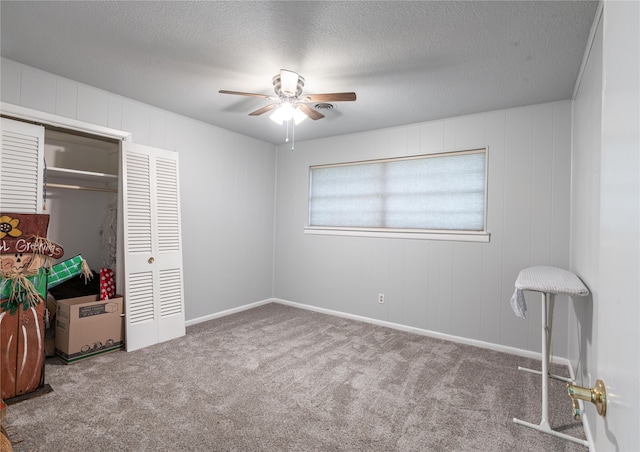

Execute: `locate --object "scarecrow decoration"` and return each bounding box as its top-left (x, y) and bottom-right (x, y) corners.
top-left (0, 214), bottom-right (64, 308)
top-left (0, 213), bottom-right (64, 401)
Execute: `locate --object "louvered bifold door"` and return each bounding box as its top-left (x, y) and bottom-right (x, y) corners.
top-left (121, 142), bottom-right (185, 352)
top-left (154, 153), bottom-right (185, 343)
top-left (0, 118), bottom-right (44, 213)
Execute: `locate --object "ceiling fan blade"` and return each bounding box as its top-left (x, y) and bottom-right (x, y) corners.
top-left (219, 90), bottom-right (275, 100)
top-left (298, 104), bottom-right (325, 121)
top-left (280, 69), bottom-right (300, 97)
top-left (301, 92), bottom-right (357, 102)
top-left (249, 103), bottom-right (280, 116)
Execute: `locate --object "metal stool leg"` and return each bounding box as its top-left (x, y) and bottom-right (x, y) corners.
top-left (540, 292), bottom-right (553, 429)
top-left (513, 291), bottom-right (588, 447)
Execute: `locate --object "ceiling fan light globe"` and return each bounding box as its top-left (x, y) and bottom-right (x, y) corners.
top-left (293, 107), bottom-right (308, 125)
top-left (279, 102), bottom-right (295, 120)
top-left (270, 108), bottom-right (284, 125)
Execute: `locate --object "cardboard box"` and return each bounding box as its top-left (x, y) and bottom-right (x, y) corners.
top-left (55, 295), bottom-right (124, 364)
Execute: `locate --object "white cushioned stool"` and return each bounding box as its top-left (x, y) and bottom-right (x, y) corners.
top-left (511, 266), bottom-right (589, 447)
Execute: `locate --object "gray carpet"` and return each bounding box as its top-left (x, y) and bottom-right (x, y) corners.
top-left (5, 303), bottom-right (586, 451)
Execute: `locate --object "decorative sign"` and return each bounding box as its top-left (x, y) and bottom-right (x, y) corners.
top-left (0, 214), bottom-right (64, 269)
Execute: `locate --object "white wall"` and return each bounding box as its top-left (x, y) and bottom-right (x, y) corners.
top-left (1, 58), bottom-right (277, 321)
top-left (274, 102), bottom-right (573, 355)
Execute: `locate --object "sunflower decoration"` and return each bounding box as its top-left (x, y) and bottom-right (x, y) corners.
top-left (0, 215), bottom-right (22, 239)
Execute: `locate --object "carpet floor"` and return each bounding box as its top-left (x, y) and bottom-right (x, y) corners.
top-left (5, 302), bottom-right (586, 451)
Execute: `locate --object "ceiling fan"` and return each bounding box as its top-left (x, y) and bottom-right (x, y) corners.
top-left (219, 69), bottom-right (356, 124)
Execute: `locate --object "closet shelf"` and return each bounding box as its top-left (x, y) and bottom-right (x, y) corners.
top-left (46, 166), bottom-right (118, 183)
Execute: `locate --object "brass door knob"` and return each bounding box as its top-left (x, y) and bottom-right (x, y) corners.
top-left (567, 379), bottom-right (606, 419)
top-left (148, 257), bottom-right (155, 264)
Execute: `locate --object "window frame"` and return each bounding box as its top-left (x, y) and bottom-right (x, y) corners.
top-left (304, 148), bottom-right (490, 242)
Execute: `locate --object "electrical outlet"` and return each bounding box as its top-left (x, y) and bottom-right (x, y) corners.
top-left (378, 293), bottom-right (385, 304)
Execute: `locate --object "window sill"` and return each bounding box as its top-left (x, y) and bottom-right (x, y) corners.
top-left (303, 227), bottom-right (491, 242)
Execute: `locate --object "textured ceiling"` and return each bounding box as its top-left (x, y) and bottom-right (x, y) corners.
top-left (1, 1), bottom-right (598, 145)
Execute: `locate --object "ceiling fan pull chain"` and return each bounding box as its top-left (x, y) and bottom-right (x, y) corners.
top-left (291, 120), bottom-right (295, 152)
top-left (285, 120), bottom-right (290, 143)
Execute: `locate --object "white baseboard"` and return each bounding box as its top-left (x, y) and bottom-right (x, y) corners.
top-left (184, 298), bottom-right (272, 327)
top-left (188, 296), bottom-right (572, 365)
top-left (273, 297), bottom-right (571, 366)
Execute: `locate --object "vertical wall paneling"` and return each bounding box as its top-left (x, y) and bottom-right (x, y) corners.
top-left (55, 77), bottom-right (77, 119)
top-left (273, 143), bottom-right (296, 302)
top-left (359, 238), bottom-right (391, 320)
top-left (406, 124), bottom-right (421, 155)
top-left (320, 235), bottom-right (362, 314)
top-left (442, 119), bottom-right (457, 150)
top-left (551, 102), bottom-right (572, 270)
top-left (451, 242), bottom-right (482, 339)
top-left (122, 99), bottom-right (150, 145)
top-left (530, 103), bottom-right (554, 266)
top-left (436, 241), bottom-right (454, 334)
top-left (297, 235), bottom-right (318, 308)
top-left (401, 240), bottom-right (429, 330)
top-left (107, 94), bottom-right (123, 131)
top-left (218, 147), bottom-right (242, 305)
top-left (425, 241), bottom-right (441, 332)
top-left (454, 114), bottom-right (486, 150)
top-left (549, 102), bottom-right (573, 358)
top-left (527, 104), bottom-right (554, 351)
top-left (387, 240), bottom-right (406, 326)
top-left (20, 66), bottom-right (56, 114)
top-left (388, 126), bottom-right (409, 157)
top-left (77, 84), bottom-right (109, 126)
top-left (419, 120), bottom-right (445, 154)
top-left (0, 58), bottom-right (21, 105)
top-left (148, 107), bottom-right (166, 149)
top-left (480, 111), bottom-right (506, 344)
top-left (500, 107), bottom-right (534, 351)
top-left (251, 149), bottom-right (278, 302)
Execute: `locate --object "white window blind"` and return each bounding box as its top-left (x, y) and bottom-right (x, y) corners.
top-left (308, 149), bottom-right (487, 234)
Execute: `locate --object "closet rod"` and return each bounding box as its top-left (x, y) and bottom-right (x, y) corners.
top-left (46, 182), bottom-right (117, 193)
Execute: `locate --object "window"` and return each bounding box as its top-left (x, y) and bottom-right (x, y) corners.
top-left (306, 148), bottom-right (489, 241)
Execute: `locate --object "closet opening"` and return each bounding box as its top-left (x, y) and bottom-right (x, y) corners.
top-left (43, 127), bottom-right (120, 277)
